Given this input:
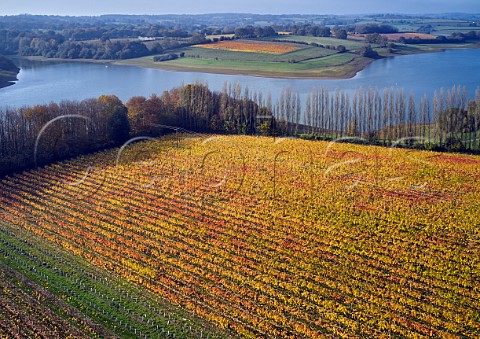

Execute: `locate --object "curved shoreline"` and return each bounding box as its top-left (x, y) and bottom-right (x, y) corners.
top-left (0, 70), bottom-right (20, 89)
top-left (0, 81), bottom-right (16, 89)
top-left (10, 43), bottom-right (480, 82)
top-left (114, 43), bottom-right (480, 80)
top-left (115, 55), bottom-right (375, 80)
top-left (17, 54), bottom-right (374, 80)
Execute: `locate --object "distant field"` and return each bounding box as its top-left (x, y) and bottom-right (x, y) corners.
top-left (121, 52), bottom-right (360, 78)
top-left (273, 35), bottom-right (367, 51)
top-left (416, 42), bottom-right (480, 50)
top-left (345, 17), bottom-right (480, 36)
top-left (120, 36), bottom-right (364, 78)
top-left (351, 33), bottom-right (437, 41)
top-left (183, 45), bottom-right (336, 62)
top-left (205, 34), bottom-right (235, 41)
top-left (434, 26), bottom-right (480, 35)
top-left (122, 30), bottom-right (479, 79)
top-left (386, 33), bottom-right (437, 40)
top-left (196, 40), bottom-right (301, 54)
top-left (172, 53), bottom-right (354, 70)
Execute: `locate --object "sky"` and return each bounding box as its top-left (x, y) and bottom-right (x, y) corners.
top-left (2, 0), bottom-right (480, 16)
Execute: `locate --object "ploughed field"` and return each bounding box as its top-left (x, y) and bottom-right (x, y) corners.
top-left (1, 135), bottom-right (479, 337)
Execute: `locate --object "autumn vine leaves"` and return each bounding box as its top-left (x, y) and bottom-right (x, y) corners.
top-left (1, 135), bottom-right (479, 337)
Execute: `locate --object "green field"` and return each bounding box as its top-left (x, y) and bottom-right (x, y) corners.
top-left (273, 35), bottom-right (367, 51)
top-left (434, 26), bottom-right (480, 35)
top-left (120, 52), bottom-right (361, 78)
top-left (205, 34), bottom-right (236, 41)
top-left (120, 37), bottom-right (370, 78)
top-left (184, 45), bottom-right (337, 62)
top-left (350, 17), bottom-right (480, 35)
top-left (0, 69), bottom-right (19, 88)
top-left (119, 27), bottom-right (480, 79)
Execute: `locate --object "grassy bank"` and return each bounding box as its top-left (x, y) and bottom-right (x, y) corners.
top-left (117, 37), bottom-right (480, 79)
top-left (0, 56), bottom-right (20, 88)
top-left (0, 69), bottom-right (19, 89)
top-left (116, 38), bottom-right (374, 78)
top-left (12, 39), bottom-right (480, 80)
top-left (119, 52), bottom-right (372, 79)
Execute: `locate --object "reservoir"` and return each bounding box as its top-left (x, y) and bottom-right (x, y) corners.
top-left (1, 48), bottom-right (480, 108)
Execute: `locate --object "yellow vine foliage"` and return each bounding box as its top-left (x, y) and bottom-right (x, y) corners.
top-left (1, 135), bottom-right (479, 338)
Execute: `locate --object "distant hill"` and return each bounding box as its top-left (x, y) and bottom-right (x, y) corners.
top-left (0, 55), bottom-right (20, 88)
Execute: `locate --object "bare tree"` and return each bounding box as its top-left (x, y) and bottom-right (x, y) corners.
top-left (395, 88), bottom-right (406, 139)
top-left (295, 92), bottom-right (301, 134)
top-left (476, 87), bottom-right (480, 149)
top-left (340, 91), bottom-right (349, 138)
top-left (333, 88), bottom-right (341, 139)
top-left (312, 88), bottom-right (319, 132)
top-left (460, 86), bottom-right (468, 145)
top-left (366, 87), bottom-right (374, 139)
top-left (408, 91), bottom-right (416, 141)
top-left (374, 87), bottom-right (381, 138)
top-left (320, 87), bottom-right (329, 134)
top-left (418, 94), bottom-right (425, 143)
top-left (439, 88), bottom-right (446, 147)
top-left (351, 89), bottom-right (359, 137)
top-left (388, 87), bottom-right (395, 144)
top-left (305, 92), bottom-right (312, 133)
top-left (382, 88), bottom-right (389, 144)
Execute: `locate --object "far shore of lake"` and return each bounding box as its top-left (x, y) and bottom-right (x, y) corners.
top-left (116, 42), bottom-right (480, 79)
top-left (3, 47), bottom-right (480, 109)
top-left (10, 42), bottom-right (480, 84)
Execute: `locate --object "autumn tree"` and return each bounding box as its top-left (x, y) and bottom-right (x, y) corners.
top-left (126, 96), bottom-right (148, 135)
top-left (98, 95), bottom-right (130, 144)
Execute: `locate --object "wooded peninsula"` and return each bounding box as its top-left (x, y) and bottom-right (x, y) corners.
top-left (1, 13), bottom-right (480, 79)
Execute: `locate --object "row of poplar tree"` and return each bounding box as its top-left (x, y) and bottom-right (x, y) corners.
top-left (1, 83), bottom-right (479, 176)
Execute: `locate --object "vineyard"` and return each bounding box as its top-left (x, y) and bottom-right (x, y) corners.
top-left (0, 134), bottom-right (479, 337)
top-left (194, 40), bottom-right (302, 54)
top-left (0, 220), bottom-right (226, 338)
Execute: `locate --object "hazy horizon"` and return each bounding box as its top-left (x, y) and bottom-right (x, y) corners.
top-left (3, 0), bottom-right (480, 16)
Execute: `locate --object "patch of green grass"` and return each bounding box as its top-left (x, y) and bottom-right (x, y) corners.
top-left (273, 35), bottom-right (367, 51)
top-left (205, 34), bottom-right (235, 41)
top-left (0, 70), bottom-right (16, 78)
top-left (390, 44), bottom-right (429, 53)
top-left (181, 44), bottom-right (336, 62)
top-left (434, 26), bottom-right (480, 35)
top-left (0, 70), bottom-right (18, 88)
top-left (385, 42), bottom-right (480, 56)
top-left (121, 53), bottom-right (358, 78)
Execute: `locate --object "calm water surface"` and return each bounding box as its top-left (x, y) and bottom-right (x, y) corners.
top-left (1, 49), bottom-right (480, 108)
